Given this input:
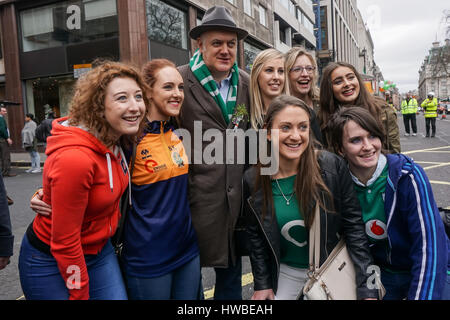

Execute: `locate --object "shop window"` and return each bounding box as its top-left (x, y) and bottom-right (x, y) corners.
top-left (146, 0), bottom-right (188, 50)
top-left (243, 41), bottom-right (263, 73)
top-left (20, 0), bottom-right (118, 53)
top-left (25, 75), bottom-right (76, 123)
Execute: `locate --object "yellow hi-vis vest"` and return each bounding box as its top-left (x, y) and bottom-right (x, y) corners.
top-left (401, 99), bottom-right (418, 114)
top-left (421, 98), bottom-right (438, 118)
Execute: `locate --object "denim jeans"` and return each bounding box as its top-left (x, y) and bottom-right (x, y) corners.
top-left (28, 149), bottom-right (40, 170)
top-left (213, 256), bottom-right (242, 300)
top-left (125, 255), bottom-right (201, 300)
top-left (381, 269), bottom-right (411, 300)
top-left (19, 235), bottom-right (127, 300)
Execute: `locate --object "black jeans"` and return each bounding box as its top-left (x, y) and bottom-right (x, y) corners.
top-left (425, 118), bottom-right (436, 137)
top-left (403, 113), bottom-right (417, 134)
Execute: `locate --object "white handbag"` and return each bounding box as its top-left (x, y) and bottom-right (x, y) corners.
top-left (302, 204), bottom-right (385, 300)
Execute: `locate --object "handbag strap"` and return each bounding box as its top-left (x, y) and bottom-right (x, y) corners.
top-left (308, 203), bottom-right (321, 273)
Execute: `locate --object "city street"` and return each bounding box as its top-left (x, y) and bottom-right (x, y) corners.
top-left (1, 113), bottom-right (449, 300)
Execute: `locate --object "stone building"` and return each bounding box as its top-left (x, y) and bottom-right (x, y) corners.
top-left (418, 40), bottom-right (450, 102)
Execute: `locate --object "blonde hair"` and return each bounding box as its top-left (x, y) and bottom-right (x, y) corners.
top-left (284, 46), bottom-right (319, 103)
top-left (250, 48), bottom-right (289, 130)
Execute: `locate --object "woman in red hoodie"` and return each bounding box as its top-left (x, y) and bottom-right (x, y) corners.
top-left (18, 61), bottom-right (147, 300)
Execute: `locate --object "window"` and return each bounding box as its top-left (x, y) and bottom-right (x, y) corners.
top-left (20, 0), bottom-right (118, 52)
top-left (226, 0), bottom-right (235, 4)
top-left (244, 0), bottom-right (252, 16)
top-left (243, 42), bottom-right (263, 73)
top-left (303, 15), bottom-right (314, 34)
top-left (146, 0), bottom-right (187, 50)
top-left (288, 1), bottom-right (295, 15)
top-left (25, 75), bottom-right (76, 122)
top-left (259, 5), bottom-right (267, 27)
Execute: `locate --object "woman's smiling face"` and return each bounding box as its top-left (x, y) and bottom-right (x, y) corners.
top-left (289, 55), bottom-right (315, 99)
top-left (269, 105), bottom-right (310, 165)
top-left (330, 66), bottom-right (360, 105)
top-left (341, 119), bottom-right (381, 175)
top-left (257, 57), bottom-right (285, 104)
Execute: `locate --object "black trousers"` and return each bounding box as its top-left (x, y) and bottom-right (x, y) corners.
top-left (425, 118), bottom-right (436, 137)
top-left (0, 139), bottom-right (11, 175)
top-left (403, 113), bottom-right (417, 134)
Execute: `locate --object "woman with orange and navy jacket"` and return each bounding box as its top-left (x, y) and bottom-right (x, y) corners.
top-left (121, 59), bottom-right (200, 300)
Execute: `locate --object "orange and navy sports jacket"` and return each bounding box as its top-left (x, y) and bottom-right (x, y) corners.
top-left (121, 120), bottom-right (198, 277)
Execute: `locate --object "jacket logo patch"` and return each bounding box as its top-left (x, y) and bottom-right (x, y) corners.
top-left (171, 150), bottom-right (184, 167)
top-left (144, 159), bottom-right (166, 173)
top-left (140, 148), bottom-right (152, 160)
top-left (366, 220), bottom-right (387, 240)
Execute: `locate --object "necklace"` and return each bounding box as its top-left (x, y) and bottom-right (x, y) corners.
top-left (275, 179), bottom-right (295, 205)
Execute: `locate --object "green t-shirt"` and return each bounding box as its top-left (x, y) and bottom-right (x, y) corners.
top-left (353, 164), bottom-right (389, 244)
top-left (271, 175), bottom-right (308, 269)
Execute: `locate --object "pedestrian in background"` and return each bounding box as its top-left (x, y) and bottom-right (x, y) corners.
top-left (284, 46), bottom-right (322, 143)
top-left (0, 174), bottom-right (13, 270)
top-left (243, 95), bottom-right (379, 300)
top-left (318, 61), bottom-right (401, 154)
top-left (21, 113), bottom-right (41, 173)
top-left (328, 106), bottom-right (448, 300)
top-left (249, 48), bottom-right (288, 130)
top-left (0, 106), bottom-right (15, 177)
top-left (18, 60), bottom-right (146, 300)
top-left (421, 92), bottom-right (438, 137)
top-left (35, 111), bottom-right (56, 146)
top-left (400, 92), bottom-right (418, 137)
top-left (177, 5), bottom-right (251, 300)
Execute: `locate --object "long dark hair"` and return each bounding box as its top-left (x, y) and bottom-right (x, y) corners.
top-left (327, 106), bottom-right (386, 156)
top-left (318, 62), bottom-right (383, 146)
top-left (257, 95), bottom-right (332, 228)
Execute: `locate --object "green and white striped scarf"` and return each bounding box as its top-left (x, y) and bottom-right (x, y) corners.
top-left (189, 49), bottom-right (239, 124)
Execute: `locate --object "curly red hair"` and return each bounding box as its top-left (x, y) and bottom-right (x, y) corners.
top-left (68, 60), bottom-right (150, 147)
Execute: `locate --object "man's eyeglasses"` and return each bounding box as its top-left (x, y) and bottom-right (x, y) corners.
top-left (290, 66), bottom-right (315, 74)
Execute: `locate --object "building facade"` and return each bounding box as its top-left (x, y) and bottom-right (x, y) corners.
top-left (272, 0), bottom-right (316, 53)
top-left (317, 0), bottom-right (359, 72)
top-left (418, 40), bottom-right (450, 102)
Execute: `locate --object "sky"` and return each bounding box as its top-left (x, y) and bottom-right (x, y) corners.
top-left (357, 0), bottom-right (449, 93)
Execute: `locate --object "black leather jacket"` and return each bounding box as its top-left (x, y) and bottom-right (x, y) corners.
top-left (242, 151), bottom-right (379, 299)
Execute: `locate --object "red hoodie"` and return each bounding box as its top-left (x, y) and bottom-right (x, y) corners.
top-left (32, 117), bottom-right (129, 300)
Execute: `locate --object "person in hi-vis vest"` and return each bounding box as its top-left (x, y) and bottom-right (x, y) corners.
top-left (421, 92), bottom-right (438, 138)
top-left (401, 93), bottom-right (418, 136)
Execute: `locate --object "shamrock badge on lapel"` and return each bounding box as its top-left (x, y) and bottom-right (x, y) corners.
top-left (231, 104), bottom-right (248, 132)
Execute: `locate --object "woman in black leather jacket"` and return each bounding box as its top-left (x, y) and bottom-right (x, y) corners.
top-left (243, 95), bottom-right (379, 300)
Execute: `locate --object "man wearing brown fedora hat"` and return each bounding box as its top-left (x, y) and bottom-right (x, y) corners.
top-left (177, 5), bottom-right (250, 300)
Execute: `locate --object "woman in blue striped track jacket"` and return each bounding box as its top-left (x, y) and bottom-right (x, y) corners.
top-left (328, 106), bottom-right (448, 300)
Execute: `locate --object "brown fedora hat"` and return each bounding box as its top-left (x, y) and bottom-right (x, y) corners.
top-left (189, 6), bottom-right (248, 40)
